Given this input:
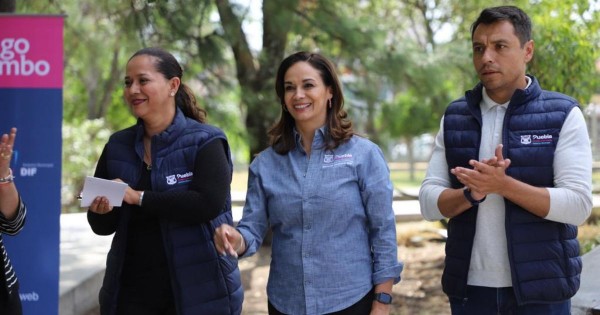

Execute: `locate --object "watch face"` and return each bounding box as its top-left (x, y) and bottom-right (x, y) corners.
top-left (375, 292), bottom-right (392, 304)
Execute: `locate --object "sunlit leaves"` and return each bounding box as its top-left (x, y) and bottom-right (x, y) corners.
top-left (528, 0), bottom-right (600, 105)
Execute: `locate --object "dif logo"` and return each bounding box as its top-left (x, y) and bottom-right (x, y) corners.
top-left (20, 167), bottom-right (37, 177)
top-left (0, 38), bottom-right (50, 76)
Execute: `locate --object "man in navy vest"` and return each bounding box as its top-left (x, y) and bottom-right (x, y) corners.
top-left (419, 6), bottom-right (592, 315)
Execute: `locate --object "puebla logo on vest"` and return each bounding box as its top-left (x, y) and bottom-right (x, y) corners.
top-left (323, 153), bottom-right (353, 168)
top-left (521, 134), bottom-right (553, 145)
top-left (520, 135), bottom-right (531, 144)
top-left (166, 171), bottom-right (193, 185)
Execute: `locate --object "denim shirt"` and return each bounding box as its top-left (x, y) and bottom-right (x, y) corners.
top-left (237, 127), bottom-right (402, 315)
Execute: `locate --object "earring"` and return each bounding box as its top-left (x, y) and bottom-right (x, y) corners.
top-left (170, 92), bottom-right (175, 96)
top-left (328, 98), bottom-right (332, 109)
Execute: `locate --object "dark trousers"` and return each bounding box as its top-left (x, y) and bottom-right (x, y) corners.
top-left (449, 285), bottom-right (571, 315)
top-left (116, 290), bottom-right (176, 315)
top-left (0, 276), bottom-right (22, 315)
top-left (268, 289), bottom-right (374, 315)
top-left (116, 302), bottom-right (177, 315)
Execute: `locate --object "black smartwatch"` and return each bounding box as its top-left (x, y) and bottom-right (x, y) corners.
top-left (463, 187), bottom-right (486, 206)
top-left (374, 292), bottom-right (392, 305)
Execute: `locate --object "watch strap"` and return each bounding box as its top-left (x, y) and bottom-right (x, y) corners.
top-left (463, 188), bottom-right (486, 206)
top-left (374, 292), bottom-right (392, 304)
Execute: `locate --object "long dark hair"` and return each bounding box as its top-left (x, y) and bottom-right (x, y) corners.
top-left (129, 47), bottom-right (207, 123)
top-left (269, 51), bottom-right (353, 154)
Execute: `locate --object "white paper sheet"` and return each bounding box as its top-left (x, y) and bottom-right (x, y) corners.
top-left (80, 176), bottom-right (128, 207)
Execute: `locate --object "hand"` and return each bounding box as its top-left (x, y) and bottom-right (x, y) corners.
top-left (113, 178), bottom-right (139, 205)
top-left (89, 196), bottom-right (113, 214)
top-left (451, 144), bottom-right (511, 197)
top-left (370, 301), bottom-right (391, 315)
top-left (0, 127), bottom-right (17, 177)
top-left (477, 144), bottom-right (505, 168)
top-left (214, 224), bottom-right (244, 257)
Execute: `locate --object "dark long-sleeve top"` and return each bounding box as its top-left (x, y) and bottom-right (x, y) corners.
top-left (87, 139), bottom-right (231, 308)
top-left (87, 138), bottom-right (231, 235)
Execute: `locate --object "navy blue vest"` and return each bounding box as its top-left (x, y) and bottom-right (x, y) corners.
top-left (443, 76), bottom-right (581, 304)
top-left (99, 109), bottom-right (243, 315)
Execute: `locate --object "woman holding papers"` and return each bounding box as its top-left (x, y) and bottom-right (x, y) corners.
top-left (214, 51), bottom-right (403, 315)
top-left (0, 127), bottom-right (26, 315)
top-left (87, 47), bottom-right (242, 315)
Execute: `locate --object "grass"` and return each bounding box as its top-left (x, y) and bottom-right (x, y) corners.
top-left (390, 169), bottom-right (425, 188)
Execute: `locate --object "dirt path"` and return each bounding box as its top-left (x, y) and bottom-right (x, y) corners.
top-left (393, 241), bottom-right (449, 315)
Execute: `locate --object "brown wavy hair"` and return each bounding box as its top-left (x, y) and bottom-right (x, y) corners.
top-left (269, 51), bottom-right (354, 154)
top-left (130, 47), bottom-right (207, 123)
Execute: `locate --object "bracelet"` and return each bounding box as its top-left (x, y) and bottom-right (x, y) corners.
top-left (138, 191), bottom-right (144, 207)
top-left (0, 168), bottom-right (14, 185)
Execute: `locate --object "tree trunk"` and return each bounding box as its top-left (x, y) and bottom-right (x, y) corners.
top-left (242, 84), bottom-right (277, 159)
top-left (216, 0), bottom-right (298, 161)
top-left (0, 0), bottom-right (15, 12)
top-left (96, 48), bottom-right (122, 118)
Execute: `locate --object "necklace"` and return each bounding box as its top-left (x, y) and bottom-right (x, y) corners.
top-left (143, 138), bottom-right (152, 171)
top-left (144, 152), bottom-right (152, 170)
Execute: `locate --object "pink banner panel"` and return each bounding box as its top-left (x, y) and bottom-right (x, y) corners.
top-left (0, 16), bottom-right (64, 88)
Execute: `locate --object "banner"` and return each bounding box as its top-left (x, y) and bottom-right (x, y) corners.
top-left (0, 15), bottom-right (63, 315)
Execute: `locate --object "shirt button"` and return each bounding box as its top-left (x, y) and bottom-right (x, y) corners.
top-left (305, 225), bottom-right (311, 230)
top-left (304, 252), bottom-right (309, 258)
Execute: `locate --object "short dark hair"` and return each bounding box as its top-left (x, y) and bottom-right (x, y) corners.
top-left (269, 51), bottom-right (353, 154)
top-left (129, 47), bottom-right (206, 123)
top-left (471, 6), bottom-right (532, 47)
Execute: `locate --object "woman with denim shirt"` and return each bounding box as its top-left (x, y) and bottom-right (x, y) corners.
top-left (215, 51), bottom-right (403, 315)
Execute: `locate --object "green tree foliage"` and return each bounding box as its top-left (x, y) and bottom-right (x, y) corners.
top-left (216, 0), bottom-right (298, 161)
top-left (131, 0), bottom-right (387, 161)
top-left (15, 1), bottom-right (142, 211)
top-left (528, 0), bottom-right (600, 105)
top-left (61, 120), bottom-right (111, 213)
top-left (16, 1), bottom-right (141, 127)
top-left (446, 0), bottom-right (600, 106)
top-left (380, 0), bottom-right (600, 148)
top-left (281, 0), bottom-right (386, 141)
top-left (352, 0), bottom-right (470, 173)
top-left (7, 0), bottom-right (599, 211)
top-left (90, 0), bottom-right (282, 162)
top-left (213, 0), bottom-right (386, 160)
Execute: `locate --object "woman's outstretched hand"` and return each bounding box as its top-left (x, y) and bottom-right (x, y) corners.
top-left (214, 224), bottom-right (245, 257)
